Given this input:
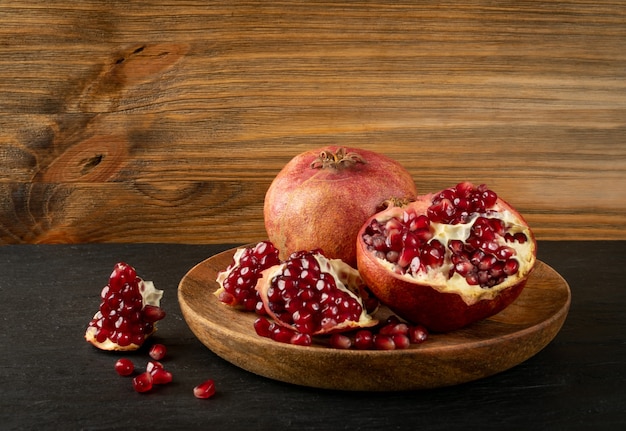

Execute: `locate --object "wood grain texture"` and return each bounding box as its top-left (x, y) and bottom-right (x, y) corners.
top-left (1, 1), bottom-right (625, 244)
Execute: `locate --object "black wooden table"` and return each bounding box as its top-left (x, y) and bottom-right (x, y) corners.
top-left (1, 241), bottom-right (624, 430)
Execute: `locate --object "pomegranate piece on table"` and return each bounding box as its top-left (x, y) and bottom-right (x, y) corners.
top-left (255, 250), bottom-right (378, 335)
top-left (214, 241), bottom-right (281, 313)
top-left (85, 262), bottom-right (166, 351)
top-left (264, 146), bottom-right (417, 267)
top-left (356, 182), bottom-right (537, 332)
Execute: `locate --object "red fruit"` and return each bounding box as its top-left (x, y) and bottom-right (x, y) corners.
top-left (356, 182), bottom-right (537, 332)
top-left (151, 367), bottom-right (173, 385)
top-left (132, 371), bottom-right (153, 393)
top-left (215, 241), bottom-right (281, 311)
top-left (264, 146), bottom-right (417, 267)
top-left (85, 263), bottom-right (165, 351)
top-left (149, 344), bottom-right (167, 361)
top-left (194, 379), bottom-right (216, 399)
top-left (114, 358), bottom-right (135, 376)
top-left (354, 330), bottom-right (375, 350)
top-left (329, 333), bottom-right (352, 349)
top-left (256, 250), bottom-right (378, 335)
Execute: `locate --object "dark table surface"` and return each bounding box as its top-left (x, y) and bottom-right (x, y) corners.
top-left (1, 241), bottom-right (624, 430)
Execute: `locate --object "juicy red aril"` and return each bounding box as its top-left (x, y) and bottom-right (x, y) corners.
top-left (265, 252), bottom-right (363, 334)
top-left (373, 334), bottom-right (396, 350)
top-left (290, 332), bottom-right (312, 346)
top-left (114, 358), bottom-right (135, 376)
top-left (329, 333), bottom-right (352, 349)
top-left (151, 367), bottom-right (173, 385)
top-left (219, 241), bottom-right (281, 312)
top-left (393, 334), bottom-right (411, 349)
top-left (149, 344), bottom-right (167, 361)
top-left (194, 379), bottom-right (216, 399)
top-left (354, 330), bottom-right (374, 350)
top-left (408, 325), bottom-right (429, 344)
top-left (253, 317), bottom-right (273, 338)
top-left (132, 372), bottom-right (153, 393)
top-left (270, 325), bottom-right (295, 344)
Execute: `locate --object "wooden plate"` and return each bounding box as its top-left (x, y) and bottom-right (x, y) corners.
top-left (178, 247), bottom-right (571, 391)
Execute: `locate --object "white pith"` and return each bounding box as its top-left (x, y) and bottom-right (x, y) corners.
top-left (376, 209), bottom-right (536, 305)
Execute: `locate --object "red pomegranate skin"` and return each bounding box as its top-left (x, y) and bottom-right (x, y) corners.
top-left (264, 146), bottom-right (417, 267)
top-left (355, 188), bottom-right (537, 332)
top-left (357, 243), bottom-right (528, 332)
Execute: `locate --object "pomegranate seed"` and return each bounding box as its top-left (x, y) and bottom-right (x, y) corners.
top-left (270, 326), bottom-right (294, 344)
top-left (329, 333), bottom-right (352, 349)
top-left (374, 334), bottom-right (396, 350)
top-left (146, 360), bottom-right (163, 374)
top-left (393, 334), bottom-right (411, 349)
top-left (151, 367), bottom-right (173, 384)
top-left (408, 325), bottom-right (429, 344)
top-left (253, 317), bottom-right (273, 338)
top-left (194, 379), bottom-right (216, 399)
top-left (354, 330), bottom-right (374, 350)
top-left (149, 343), bottom-right (167, 360)
top-left (379, 322), bottom-right (409, 336)
top-left (114, 358), bottom-right (135, 376)
top-left (132, 372), bottom-right (153, 393)
top-left (290, 332), bottom-right (312, 346)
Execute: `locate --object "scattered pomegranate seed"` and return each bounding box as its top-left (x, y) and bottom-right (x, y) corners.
top-left (149, 344), bottom-right (167, 361)
top-left (253, 317), bottom-right (273, 338)
top-left (329, 333), bottom-right (352, 349)
top-left (146, 360), bottom-right (164, 374)
top-left (194, 379), bottom-right (216, 399)
top-left (151, 367), bottom-right (173, 385)
top-left (354, 330), bottom-right (375, 350)
top-left (132, 372), bottom-right (154, 393)
top-left (290, 332), bottom-right (312, 346)
top-left (408, 325), bottom-right (429, 344)
top-left (114, 358), bottom-right (135, 376)
top-left (373, 334), bottom-right (396, 350)
top-left (393, 334), bottom-right (411, 349)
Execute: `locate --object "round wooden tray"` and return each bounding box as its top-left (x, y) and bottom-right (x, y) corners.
top-left (178, 247), bottom-right (571, 391)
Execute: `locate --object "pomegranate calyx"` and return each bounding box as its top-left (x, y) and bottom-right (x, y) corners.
top-left (310, 147), bottom-right (366, 170)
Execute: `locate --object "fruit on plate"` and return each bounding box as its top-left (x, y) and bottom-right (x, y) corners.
top-left (264, 146), bottom-right (417, 267)
top-left (85, 262), bottom-right (166, 351)
top-left (256, 250), bottom-right (378, 335)
top-left (356, 182), bottom-right (537, 332)
top-left (215, 241), bottom-right (281, 313)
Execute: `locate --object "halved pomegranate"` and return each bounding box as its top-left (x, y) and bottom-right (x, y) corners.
top-left (214, 241), bottom-right (281, 313)
top-left (356, 182), bottom-right (537, 332)
top-left (256, 250), bottom-right (378, 335)
top-left (85, 262), bottom-right (165, 351)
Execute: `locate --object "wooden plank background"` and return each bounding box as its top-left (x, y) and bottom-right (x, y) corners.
top-left (1, 0), bottom-right (625, 245)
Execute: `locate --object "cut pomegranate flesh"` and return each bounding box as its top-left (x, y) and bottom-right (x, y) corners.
top-left (256, 250), bottom-right (377, 335)
top-left (357, 182), bottom-right (537, 332)
top-left (85, 262), bottom-right (165, 351)
top-left (215, 241), bottom-right (281, 312)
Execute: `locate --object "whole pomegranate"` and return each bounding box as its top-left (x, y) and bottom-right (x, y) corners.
top-left (356, 182), bottom-right (537, 332)
top-left (255, 250), bottom-right (378, 335)
top-left (264, 146), bottom-right (417, 267)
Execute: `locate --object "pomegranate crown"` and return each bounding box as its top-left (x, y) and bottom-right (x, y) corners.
top-left (310, 147), bottom-right (366, 169)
